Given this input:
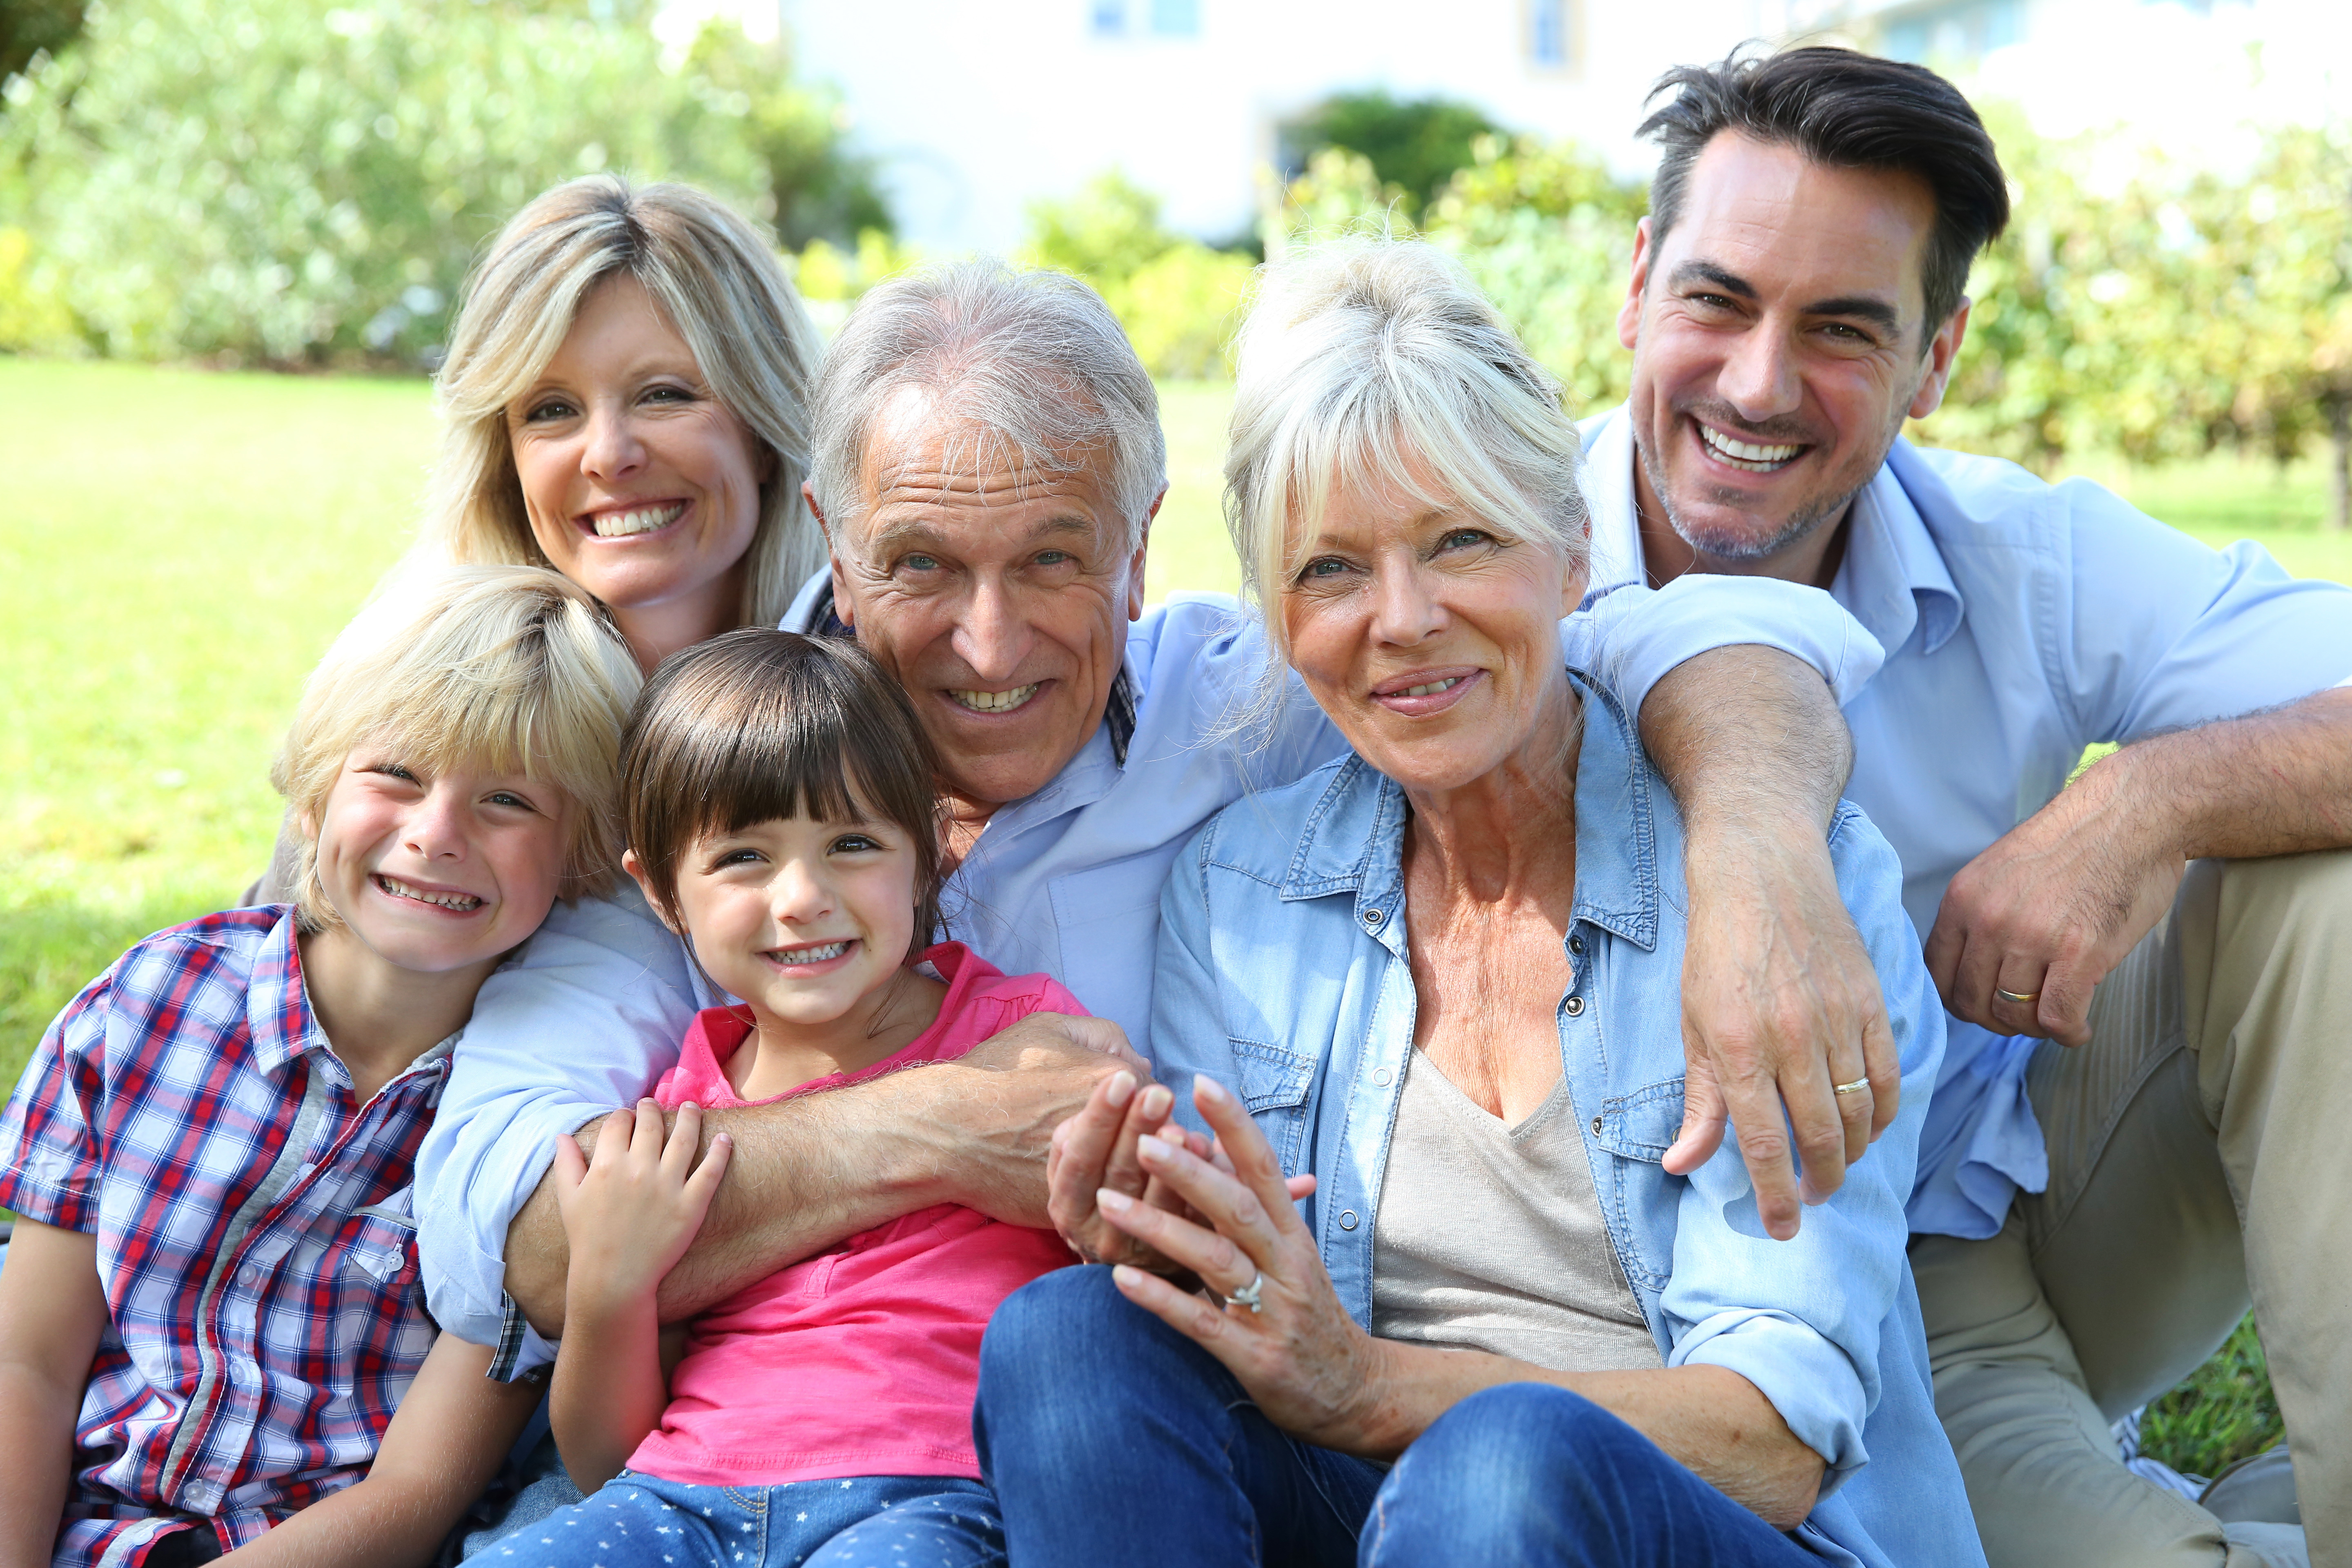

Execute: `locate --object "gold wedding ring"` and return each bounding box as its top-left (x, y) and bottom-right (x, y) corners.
top-left (1833, 1078), bottom-right (1871, 1096)
top-left (1995, 988), bottom-right (2039, 1006)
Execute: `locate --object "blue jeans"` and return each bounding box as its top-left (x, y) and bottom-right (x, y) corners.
top-left (474, 1470), bottom-right (1001, 1568)
top-left (976, 1267), bottom-right (1818, 1568)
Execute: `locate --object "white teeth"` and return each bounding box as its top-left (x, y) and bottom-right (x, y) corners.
top-left (376, 875), bottom-right (482, 911)
top-left (1399, 677), bottom-right (1463, 698)
top-left (949, 684), bottom-right (1040, 713)
top-left (1697, 425), bottom-right (1804, 470)
top-left (591, 502), bottom-right (686, 538)
top-left (775, 940), bottom-right (850, 965)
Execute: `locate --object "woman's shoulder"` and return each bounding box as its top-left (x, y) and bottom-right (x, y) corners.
top-left (1189, 751), bottom-right (1377, 878)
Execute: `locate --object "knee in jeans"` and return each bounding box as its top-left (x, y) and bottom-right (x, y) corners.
top-left (1402, 1384), bottom-right (1625, 1511)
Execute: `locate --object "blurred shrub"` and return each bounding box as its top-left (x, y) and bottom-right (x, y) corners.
top-left (679, 22), bottom-right (891, 250)
top-left (1022, 170), bottom-right (1254, 379)
top-left (1287, 89), bottom-right (1501, 216)
top-left (0, 223), bottom-right (72, 351)
top-left (0, 0), bottom-right (83, 81)
top-left (1269, 136), bottom-right (1647, 413)
top-left (0, 0), bottom-right (879, 366)
top-left (785, 227), bottom-right (925, 339)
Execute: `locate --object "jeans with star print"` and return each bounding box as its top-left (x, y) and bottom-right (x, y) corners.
top-left (485, 1470), bottom-right (1002, 1568)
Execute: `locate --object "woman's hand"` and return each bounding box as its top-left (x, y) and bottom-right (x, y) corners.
top-left (552, 1099), bottom-right (731, 1320)
top-left (1094, 1075), bottom-right (1399, 1457)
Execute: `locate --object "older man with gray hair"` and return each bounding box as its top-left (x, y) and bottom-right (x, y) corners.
top-left (416, 259), bottom-right (1891, 1485)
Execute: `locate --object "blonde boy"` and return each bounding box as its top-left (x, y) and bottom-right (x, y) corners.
top-left (0, 567), bottom-right (639, 1568)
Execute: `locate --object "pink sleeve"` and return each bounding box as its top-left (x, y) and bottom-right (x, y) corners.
top-left (650, 1065), bottom-right (685, 1108)
top-left (992, 973), bottom-right (1091, 1023)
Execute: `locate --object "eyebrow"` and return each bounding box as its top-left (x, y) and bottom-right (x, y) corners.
top-left (864, 512), bottom-right (1098, 558)
top-left (1668, 260), bottom-right (1903, 335)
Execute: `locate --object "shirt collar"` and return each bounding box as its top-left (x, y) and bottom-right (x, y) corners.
top-left (1581, 408), bottom-right (1964, 656)
top-left (247, 909), bottom-right (328, 1072)
top-left (1276, 669), bottom-right (1661, 952)
top-left (795, 574), bottom-right (1139, 768)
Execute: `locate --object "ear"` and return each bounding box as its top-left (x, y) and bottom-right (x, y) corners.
top-left (1907, 297), bottom-right (1972, 422)
top-left (806, 478), bottom-right (856, 630)
top-left (1618, 217), bottom-right (1655, 354)
top-left (297, 810), bottom-right (320, 844)
top-left (1127, 487), bottom-right (1165, 621)
top-left (622, 849), bottom-right (683, 935)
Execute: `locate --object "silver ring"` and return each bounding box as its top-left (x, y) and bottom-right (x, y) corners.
top-left (1832, 1077), bottom-right (1871, 1096)
top-left (1995, 988), bottom-right (2039, 1006)
top-left (1223, 1271), bottom-right (1265, 1313)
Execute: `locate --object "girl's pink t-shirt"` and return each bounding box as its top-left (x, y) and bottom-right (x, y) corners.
top-left (627, 942), bottom-right (1083, 1487)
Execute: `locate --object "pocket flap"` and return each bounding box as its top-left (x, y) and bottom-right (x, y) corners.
top-left (1229, 1040), bottom-right (1314, 1112)
top-left (1592, 1078), bottom-right (1686, 1164)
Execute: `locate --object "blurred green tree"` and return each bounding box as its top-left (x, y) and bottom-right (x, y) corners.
top-left (1022, 171), bottom-right (1253, 379)
top-left (1290, 90), bottom-right (1501, 216)
top-left (0, 0), bottom-right (885, 366)
top-left (681, 22), bottom-right (891, 250)
top-left (0, 0), bottom-right (83, 82)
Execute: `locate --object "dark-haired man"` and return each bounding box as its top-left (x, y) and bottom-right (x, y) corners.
top-left (1584, 45), bottom-right (2352, 1568)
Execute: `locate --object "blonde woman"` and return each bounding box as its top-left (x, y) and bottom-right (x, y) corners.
top-left (419, 174), bottom-right (826, 670)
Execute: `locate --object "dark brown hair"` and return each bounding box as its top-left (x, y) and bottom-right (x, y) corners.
top-left (1639, 45), bottom-right (2011, 341)
top-left (620, 629), bottom-right (946, 958)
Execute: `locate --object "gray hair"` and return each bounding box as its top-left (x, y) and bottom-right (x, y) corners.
top-left (811, 258), bottom-right (1166, 553)
top-left (1225, 236), bottom-right (1590, 654)
top-left (421, 176), bottom-right (828, 628)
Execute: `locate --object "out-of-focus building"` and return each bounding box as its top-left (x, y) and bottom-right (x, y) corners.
top-left (773, 0), bottom-right (2352, 252)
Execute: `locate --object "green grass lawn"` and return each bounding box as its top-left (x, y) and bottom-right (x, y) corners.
top-left (3, 358), bottom-right (2330, 1479)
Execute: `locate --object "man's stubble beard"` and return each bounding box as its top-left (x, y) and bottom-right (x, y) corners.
top-left (1634, 396), bottom-right (1913, 569)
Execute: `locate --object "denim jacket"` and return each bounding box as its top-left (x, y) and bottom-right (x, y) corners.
top-left (1148, 672), bottom-right (1984, 1568)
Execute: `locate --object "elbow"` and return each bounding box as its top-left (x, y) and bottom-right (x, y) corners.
top-left (1754, 1448), bottom-right (1825, 1532)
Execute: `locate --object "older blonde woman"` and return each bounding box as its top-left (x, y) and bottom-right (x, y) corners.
top-left (418, 175), bottom-right (826, 670)
top-left (973, 240), bottom-right (1981, 1568)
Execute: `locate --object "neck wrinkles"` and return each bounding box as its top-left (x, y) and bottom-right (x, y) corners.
top-left (1399, 677), bottom-right (1583, 906)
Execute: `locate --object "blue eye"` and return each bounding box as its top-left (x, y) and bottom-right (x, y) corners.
top-left (1439, 529), bottom-right (1492, 551)
top-left (902, 555), bottom-right (940, 572)
top-left (522, 398), bottom-right (577, 423)
top-left (1301, 557), bottom-right (1350, 579)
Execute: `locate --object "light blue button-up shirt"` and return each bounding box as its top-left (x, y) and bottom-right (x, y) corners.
top-left (415, 567), bottom-right (1882, 1359)
top-left (1147, 673), bottom-right (1979, 1568)
top-left (1580, 407), bottom-right (2352, 1238)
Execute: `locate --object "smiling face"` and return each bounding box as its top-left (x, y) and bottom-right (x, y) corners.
top-left (643, 809), bottom-right (924, 1042)
top-left (307, 746), bottom-right (574, 976)
top-left (818, 389), bottom-right (1154, 817)
top-left (1280, 463), bottom-right (1586, 796)
top-left (1616, 133), bottom-right (1969, 585)
top-left (507, 274), bottom-right (772, 666)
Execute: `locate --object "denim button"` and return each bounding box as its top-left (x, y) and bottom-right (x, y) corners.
top-left (1591, 1116), bottom-right (1604, 1136)
top-left (1374, 1067), bottom-right (1392, 1087)
top-left (1568, 934), bottom-right (1584, 955)
top-left (1363, 908), bottom-right (1385, 927)
top-left (1564, 995), bottom-right (1586, 1017)
top-left (1338, 1210), bottom-right (1359, 1230)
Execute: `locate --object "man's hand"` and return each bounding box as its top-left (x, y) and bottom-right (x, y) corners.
top-left (915, 1011), bottom-right (1146, 1229)
top-left (1927, 755), bottom-right (2184, 1047)
top-left (1640, 644), bottom-right (1895, 1240)
top-left (1669, 817), bottom-right (1898, 1241)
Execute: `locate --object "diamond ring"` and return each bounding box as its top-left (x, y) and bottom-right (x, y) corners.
top-left (1223, 1271), bottom-right (1265, 1313)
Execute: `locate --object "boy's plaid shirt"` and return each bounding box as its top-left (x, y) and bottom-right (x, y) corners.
top-left (0, 907), bottom-right (451, 1565)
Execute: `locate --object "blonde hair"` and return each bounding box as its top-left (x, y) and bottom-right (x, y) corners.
top-left (1224, 236), bottom-right (1590, 677)
top-left (270, 566), bottom-right (644, 931)
top-left (420, 176), bottom-right (827, 628)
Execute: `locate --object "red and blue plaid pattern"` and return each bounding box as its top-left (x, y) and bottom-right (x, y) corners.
top-left (0, 907), bottom-right (449, 1566)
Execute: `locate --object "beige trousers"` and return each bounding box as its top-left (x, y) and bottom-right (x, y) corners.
top-left (1913, 850), bottom-right (2352, 1568)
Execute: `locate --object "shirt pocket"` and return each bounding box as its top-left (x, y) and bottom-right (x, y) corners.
top-left (1588, 1076), bottom-right (1686, 1294)
top-left (322, 1193), bottom-right (430, 1372)
top-left (1229, 1039), bottom-right (1316, 1176)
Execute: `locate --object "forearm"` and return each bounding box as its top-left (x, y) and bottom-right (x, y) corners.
top-left (0, 1367), bottom-right (78, 1568)
top-left (1642, 644), bottom-right (1851, 834)
top-left (506, 1069), bottom-right (969, 1333)
top-left (1353, 1345), bottom-right (1822, 1529)
top-left (551, 1296), bottom-right (668, 1494)
top-left (2099, 686), bottom-right (2352, 860)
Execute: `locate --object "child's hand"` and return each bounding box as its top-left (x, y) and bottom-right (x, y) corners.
top-left (551, 1100), bottom-right (731, 1320)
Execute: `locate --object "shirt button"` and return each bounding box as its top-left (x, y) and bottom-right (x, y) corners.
top-left (1338, 1210), bottom-right (1359, 1231)
top-left (1363, 908), bottom-right (1385, 927)
top-left (1564, 995), bottom-right (1586, 1017)
top-left (238, 1263), bottom-right (261, 1288)
top-left (1592, 1116), bottom-right (1604, 1136)
top-left (1568, 934), bottom-right (1584, 956)
top-left (1373, 1068), bottom-right (1392, 1087)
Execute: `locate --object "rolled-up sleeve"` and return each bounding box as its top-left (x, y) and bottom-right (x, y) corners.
top-left (1656, 803), bottom-right (1945, 1492)
top-left (1568, 575), bottom-right (1887, 718)
top-left (415, 884), bottom-right (700, 1354)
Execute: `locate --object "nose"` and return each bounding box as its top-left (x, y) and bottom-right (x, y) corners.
top-left (581, 401), bottom-right (646, 483)
top-left (770, 854), bottom-right (836, 927)
top-left (402, 783), bottom-right (470, 863)
top-left (948, 572), bottom-right (1038, 684)
top-left (1717, 322), bottom-right (1802, 424)
top-left (1368, 553), bottom-right (1447, 648)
